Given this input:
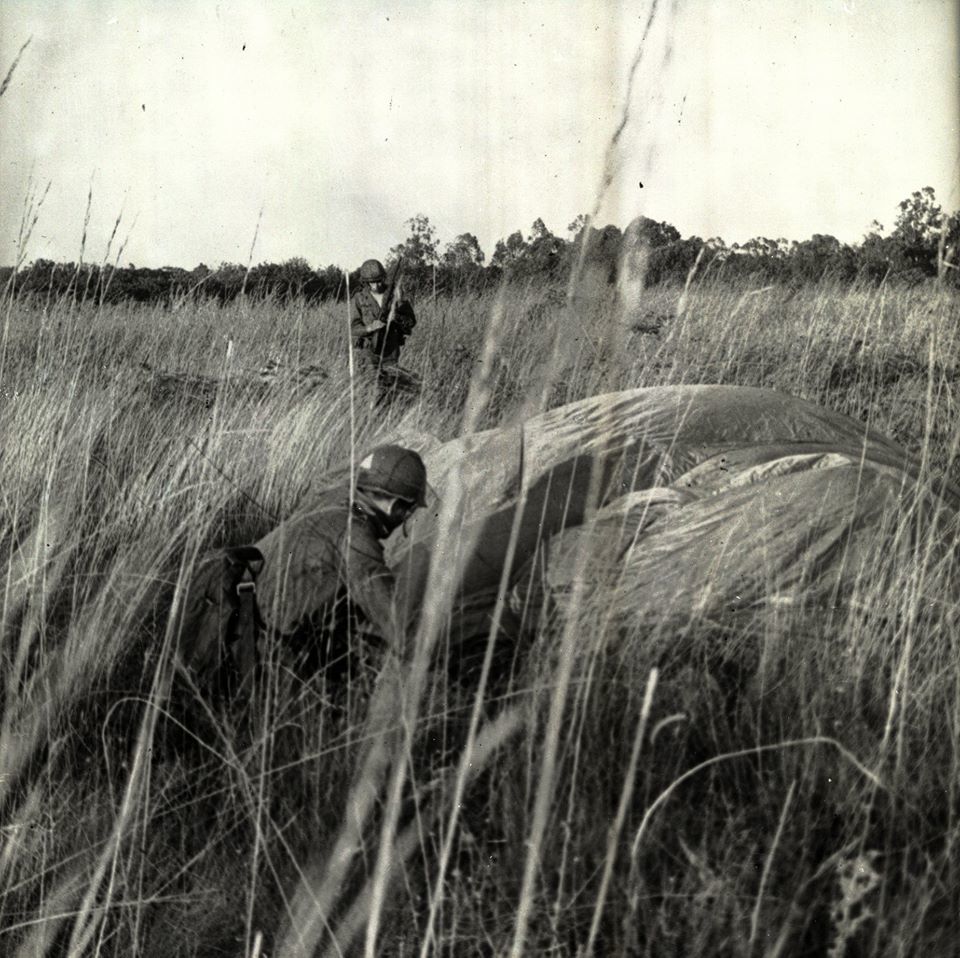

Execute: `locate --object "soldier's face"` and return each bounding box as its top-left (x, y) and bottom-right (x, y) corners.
top-left (387, 498), bottom-right (417, 530)
top-left (370, 279), bottom-right (387, 294)
top-left (361, 491), bottom-right (418, 536)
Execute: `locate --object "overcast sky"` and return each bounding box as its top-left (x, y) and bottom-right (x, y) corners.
top-left (1, 0), bottom-right (957, 269)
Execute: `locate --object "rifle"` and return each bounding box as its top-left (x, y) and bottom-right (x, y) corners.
top-left (378, 257), bottom-right (405, 328)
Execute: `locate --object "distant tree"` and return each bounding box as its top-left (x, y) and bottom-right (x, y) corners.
top-left (890, 186), bottom-right (944, 274)
top-left (247, 262), bottom-right (278, 296)
top-left (703, 237), bottom-right (729, 258)
top-left (15, 192), bottom-right (957, 307)
top-left (278, 257), bottom-right (316, 297)
top-left (894, 187), bottom-right (942, 246)
top-left (528, 218), bottom-right (551, 242)
top-left (739, 236), bottom-right (784, 259)
top-left (313, 264), bottom-right (346, 300)
top-left (390, 214), bottom-right (439, 269)
top-left (210, 262), bottom-right (246, 303)
top-left (645, 237), bottom-right (707, 285)
top-left (437, 232), bottom-right (487, 293)
top-left (618, 216), bottom-right (685, 286)
top-left (490, 230), bottom-right (528, 270)
top-left (623, 216), bottom-right (681, 250)
top-left (240, 258), bottom-right (318, 301)
top-left (388, 214), bottom-right (440, 294)
top-left (790, 234), bottom-right (856, 283)
top-left (851, 190), bottom-right (948, 283)
top-left (567, 213), bottom-right (589, 237)
top-left (857, 222), bottom-right (898, 282)
top-left (512, 220), bottom-right (564, 278)
top-left (486, 221), bottom-right (567, 281)
top-left (443, 232), bottom-right (485, 268)
top-left (719, 236), bottom-right (787, 283)
top-left (571, 224), bottom-right (623, 284)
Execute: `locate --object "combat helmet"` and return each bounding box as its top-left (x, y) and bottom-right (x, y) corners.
top-left (359, 259), bottom-right (387, 284)
top-left (356, 445), bottom-right (427, 507)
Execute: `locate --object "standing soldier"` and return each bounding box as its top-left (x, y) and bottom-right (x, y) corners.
top-left (350, 258), bottom-right (417, 370)
top-left (178, 444), bottom-right (429, 695)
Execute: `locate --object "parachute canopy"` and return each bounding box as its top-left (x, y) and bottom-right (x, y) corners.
top-left (387, 385), bottom-right (958, 645)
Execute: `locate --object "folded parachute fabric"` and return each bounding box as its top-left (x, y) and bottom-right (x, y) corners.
top-left (387, 385), bottom-right (958, 649)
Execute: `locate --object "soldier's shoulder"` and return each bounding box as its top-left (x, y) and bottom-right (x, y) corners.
top-left (345, 515), bottom-right (388, 564)
top-left (305, 488), bottom-right (353, 528)
top-left (352, 286), bottom-right (375, 303)
top-left (257, 488), bottom-right (350, 547)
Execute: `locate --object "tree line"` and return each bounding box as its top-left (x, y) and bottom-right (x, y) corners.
top-left (3, 187), bottom-right (957, 307)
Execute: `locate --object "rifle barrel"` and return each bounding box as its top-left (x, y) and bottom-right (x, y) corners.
top-left (380, 258), bottom-right (405, 326)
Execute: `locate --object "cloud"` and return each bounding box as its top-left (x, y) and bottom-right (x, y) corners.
top-left (1, 0), bottom-right (956, 267)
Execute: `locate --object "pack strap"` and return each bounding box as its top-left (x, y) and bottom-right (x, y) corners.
top-left (224, 546), bottom-right (265, 687)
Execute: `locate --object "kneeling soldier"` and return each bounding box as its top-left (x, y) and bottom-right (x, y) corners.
top-left (178, 444), bottom-right (428, 696)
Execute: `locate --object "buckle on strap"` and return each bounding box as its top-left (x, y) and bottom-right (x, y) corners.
top-left (236, 581), bottom-right (256, 596)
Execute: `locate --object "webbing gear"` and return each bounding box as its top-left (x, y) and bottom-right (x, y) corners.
top-left (223, 545), bottom-right (265, 690)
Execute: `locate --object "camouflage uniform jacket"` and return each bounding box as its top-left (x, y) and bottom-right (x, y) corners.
top-left (252, 487), bottom-right (399, 644)
top-left (350, 286), bottom-right (416, 366)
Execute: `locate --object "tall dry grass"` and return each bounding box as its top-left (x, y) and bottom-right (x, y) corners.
top-left (1, 275), bottom-right (958, 955)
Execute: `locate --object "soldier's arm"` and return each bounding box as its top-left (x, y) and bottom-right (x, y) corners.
top-left (349, 296), bottom-right (366, 337)
top-left (351, 294), bottom-right (385, 337)
top-left (344, 534), bottom-right (407, 651)
top-left (351, 565), bottom-right (402, 644)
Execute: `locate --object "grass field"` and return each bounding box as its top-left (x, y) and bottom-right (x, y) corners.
top-left (1, 275), bottom-right (959, 955)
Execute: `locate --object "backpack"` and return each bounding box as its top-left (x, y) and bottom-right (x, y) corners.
top-left (179, 545), bottom-right (265, 698)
